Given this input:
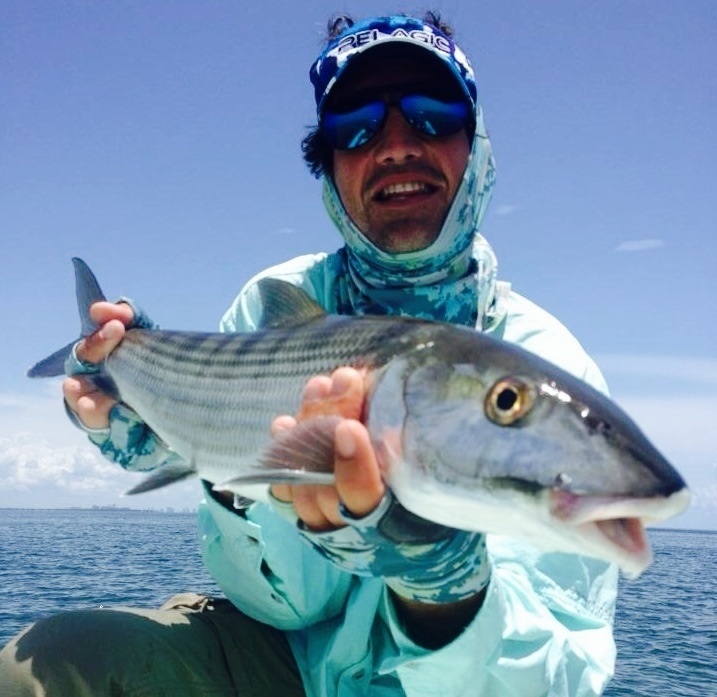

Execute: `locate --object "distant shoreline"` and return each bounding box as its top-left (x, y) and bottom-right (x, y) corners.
top-left (0, 506), bottom-right (195, 514)
top-left (0, 508), bottom-right (713, 534)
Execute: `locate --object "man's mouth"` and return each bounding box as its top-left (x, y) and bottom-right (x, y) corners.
top-left (374, 181), bottom-right (436, 202)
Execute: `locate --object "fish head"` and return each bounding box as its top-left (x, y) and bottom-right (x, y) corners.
top-left (367, 331), bottom-right (690, 577)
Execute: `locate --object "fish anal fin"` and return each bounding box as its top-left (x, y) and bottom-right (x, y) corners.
top-left (124, 461), bottom-right (197, 495)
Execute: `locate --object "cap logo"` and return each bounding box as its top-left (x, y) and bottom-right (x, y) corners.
top-left (310, 17), bottom-right (478, 114)
top-left (332, 27), bottom-right (452, 58)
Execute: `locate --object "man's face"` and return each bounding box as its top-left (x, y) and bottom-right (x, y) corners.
top-left (330, 58), bottom-right (471, 253)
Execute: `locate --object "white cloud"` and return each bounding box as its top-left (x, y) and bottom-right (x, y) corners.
top-left (0, 433), bottom-right (117, 493)
top-left (493, 204), bottom-right (518, 216)
top-left (0, 431), bottom-right (204, 509)
top-left (614, 238), bottom-right (665, 252)
top-left (1, 381), bottom-right (89, 445)
top-left (689, 480), bottom-right (717, 510)
top-left (597, 355), bottom-right (716, 460)
top-left (0, 386), bottom-right (203, 509)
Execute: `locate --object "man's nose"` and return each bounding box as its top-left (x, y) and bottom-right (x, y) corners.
top-left (372, 107), bottom-right (425, 164)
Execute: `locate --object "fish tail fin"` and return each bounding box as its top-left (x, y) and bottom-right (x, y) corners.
top-left (27, 258), bottom-right (107, 378)
top-left (72, 257), bottom-right (107, 336)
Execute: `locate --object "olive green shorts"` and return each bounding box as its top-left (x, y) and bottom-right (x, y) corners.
top-left (0, 593), bottom-right (305, 697)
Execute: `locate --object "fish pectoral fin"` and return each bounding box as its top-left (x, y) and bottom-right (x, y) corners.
top-left (214, 415), bottom-right (342, 490)
top-left (260, 414), bottom-right (342, 472)
top-left (124, 461), bottom-right (197, 495)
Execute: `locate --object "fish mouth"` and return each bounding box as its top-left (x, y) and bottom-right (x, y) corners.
top-left (592, 517), bottom-right (647, 556)
top-left (550, 488), bottom-right (691, 577)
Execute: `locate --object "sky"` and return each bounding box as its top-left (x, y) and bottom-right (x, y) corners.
top-left (1, 1), bottom-right (715, 531)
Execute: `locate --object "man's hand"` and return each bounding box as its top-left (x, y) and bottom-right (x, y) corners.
top-left (270, 367), bottom-right (487, 648)
top-left (62, 302), bottom-right (134, 430)
top-left (270, 367), bottom-right (385, 531)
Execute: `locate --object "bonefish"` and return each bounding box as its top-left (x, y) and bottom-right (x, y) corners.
top-left (29, 258), bottom-right (690, 577)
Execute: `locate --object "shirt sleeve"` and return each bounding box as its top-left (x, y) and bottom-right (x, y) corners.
top-left (198, 495), bottom-right (354, 630)
top-left (380, 541), bottom-right (617, 696)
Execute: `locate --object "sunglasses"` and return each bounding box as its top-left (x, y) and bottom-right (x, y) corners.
top-left (321, 89), bottom-right (472, 151)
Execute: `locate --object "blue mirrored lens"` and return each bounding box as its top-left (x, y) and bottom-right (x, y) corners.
top-left (400, 95), bottom-right (469, 137)
top-left (322, 94), bottom-right (470, 150)
top-left (322, 101), bottom-right (387, 150)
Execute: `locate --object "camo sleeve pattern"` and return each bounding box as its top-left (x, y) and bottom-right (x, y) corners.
top-left (65, 298), bottom-right (181, 473)
top-left (91, 403), bottom-right (181, 472)
top-left (291, 489), bottom-right (491, 603)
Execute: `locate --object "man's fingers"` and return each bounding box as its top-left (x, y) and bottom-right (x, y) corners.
top-left (268, 367), bottom-right (380, 529)
top-left (292, 485), bottom-right (343, 531)
top-left (295, 368), bottom-right (364, 422)
top-left (62, 377), bottom-right (115, 430)
top-left (73, 302), bottom-right (134, 365)
top-left (303, 375), bottom-right (332, 402)
top-left (62, 376), bottom-right (91, 412)
top-left (270, 415), bottom-right (296, 437)
top-left (60, 303), bottom-right (133, 430)
top-left (75, 319), bottom-right (126, 364)
top-left (334, 420), bottom-right (385, 519)
top-left (89, 301), bottom-right (135, 327)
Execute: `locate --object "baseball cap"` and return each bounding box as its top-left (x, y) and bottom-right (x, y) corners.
top-left (309, 15), bottom-right (478, 118)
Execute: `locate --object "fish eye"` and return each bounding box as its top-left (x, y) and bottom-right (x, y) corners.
top-left (485, 377), bottom-right (536, 426)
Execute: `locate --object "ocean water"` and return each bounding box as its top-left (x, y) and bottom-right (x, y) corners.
top-left (1, 509), bottom-right (714, 695)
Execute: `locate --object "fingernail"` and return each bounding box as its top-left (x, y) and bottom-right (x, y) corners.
top-left (336, 425), bottom-right (356, 460)
top-left (98, 322), bottom-right (119, 342)
top-left (303, 380), bottom-right (325, 401)
top-left (330, 369), bottom-right (352, 397)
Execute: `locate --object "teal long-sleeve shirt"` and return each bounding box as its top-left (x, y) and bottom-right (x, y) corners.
top-left (198, 251), bottom-right (618, 697)
top-left (89, 250), bottom-right (618, 696)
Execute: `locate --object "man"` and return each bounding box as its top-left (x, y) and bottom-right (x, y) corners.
top-left (0, 13), bottom-right (618, 696)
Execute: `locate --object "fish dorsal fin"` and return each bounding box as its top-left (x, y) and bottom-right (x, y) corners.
top-left (72, 257), bottom-right (107, 336)
top-left (255, 278), bottom-right (326, 328)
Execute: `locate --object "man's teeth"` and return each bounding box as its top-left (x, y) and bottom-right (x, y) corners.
top-left (379, 182), bottom-right (428, 198)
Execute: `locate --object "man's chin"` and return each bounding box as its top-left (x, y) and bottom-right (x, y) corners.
top-left (363, 224), bottom-right (442, 254)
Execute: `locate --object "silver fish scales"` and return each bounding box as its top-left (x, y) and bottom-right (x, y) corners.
top-left (108, 315), bottom-right (429, 483)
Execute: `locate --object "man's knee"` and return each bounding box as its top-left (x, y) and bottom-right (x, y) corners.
top-left (0, 607), bottom-right (200, 696)
top-left (0, 603), bottom-right (303, 697)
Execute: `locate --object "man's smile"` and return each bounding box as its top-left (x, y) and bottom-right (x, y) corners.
top-left (374, 181), bottom-right (438, 202)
